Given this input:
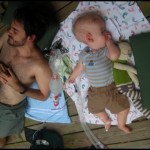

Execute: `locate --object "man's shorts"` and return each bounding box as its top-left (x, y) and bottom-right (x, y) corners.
top-left (0, 99), bottom-right (27, 138)
top-left (87, 82), bottom-right (129, 114)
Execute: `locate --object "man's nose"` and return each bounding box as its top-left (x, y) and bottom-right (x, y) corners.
top-left (7, 28), bottom-right (13, 36)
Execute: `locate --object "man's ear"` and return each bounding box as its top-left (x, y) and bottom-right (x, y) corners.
top-left (85, 32), bottom-right (94, 43)
top-left (28, 35), bottom-right (36, 42)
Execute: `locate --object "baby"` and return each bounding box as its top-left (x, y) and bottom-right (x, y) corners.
top-left (68, 12), bottom-right (131, 133)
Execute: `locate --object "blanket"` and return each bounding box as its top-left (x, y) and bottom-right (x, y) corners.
top-left (52, 1), bottom-right (150, 125)
top-left (25, 82), bottom-right (71, 123)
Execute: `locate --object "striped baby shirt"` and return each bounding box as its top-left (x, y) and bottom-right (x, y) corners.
top-left (79, 47), bottom-right (114, 87)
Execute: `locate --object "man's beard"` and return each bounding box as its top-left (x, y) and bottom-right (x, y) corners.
top-left (7, 37), bottom-right (27, 47)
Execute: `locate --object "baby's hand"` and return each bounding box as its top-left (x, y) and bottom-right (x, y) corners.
top-left (104, 31), bottom-right (112, 41)
top-left (104, 31), bottom-right (114, 47)
top-left (67, 76), bottom-right (75, 84)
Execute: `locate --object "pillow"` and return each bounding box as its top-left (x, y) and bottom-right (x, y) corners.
top-left (129, 32), bottom-right (150, 109)
top-left (2, 1), bottom-right (60, 50)
top-left (37, 24), bottom-right (60, 50)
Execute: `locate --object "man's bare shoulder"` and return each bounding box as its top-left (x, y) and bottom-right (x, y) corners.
top-left (31, 49), bottom-right (51, 73)
top-left (34, 47), bottom-right (48, 62)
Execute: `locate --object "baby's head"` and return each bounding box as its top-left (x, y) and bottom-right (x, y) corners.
top-left (72, 12), bottom-right (107, 50)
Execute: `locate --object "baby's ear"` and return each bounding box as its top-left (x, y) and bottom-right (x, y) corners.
top-left (85, 32), bottom-right (94, 42)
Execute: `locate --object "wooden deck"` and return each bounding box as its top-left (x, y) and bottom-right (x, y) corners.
top-left (0, 1), bottom-right (150, 149)
top-left (4, 96), bottom-right (150, 149)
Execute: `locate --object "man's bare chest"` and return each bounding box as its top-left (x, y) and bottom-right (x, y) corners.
top-left (0, 46), bottom-right (34, 84)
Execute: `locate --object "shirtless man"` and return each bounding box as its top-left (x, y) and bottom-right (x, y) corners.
top-left (0, 4), bottom-right (52, 148)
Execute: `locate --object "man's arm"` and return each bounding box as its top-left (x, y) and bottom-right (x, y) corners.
top-left (25, 61), bottom-right (52, 100)
top-left (0, 60), bottom-right (52, 101)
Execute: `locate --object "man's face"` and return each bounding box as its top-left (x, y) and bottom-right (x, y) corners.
top-left (7, 20), bottom-right (27, 47)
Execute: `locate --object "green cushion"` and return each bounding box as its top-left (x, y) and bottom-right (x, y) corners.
top-left (129, 32), bottom-right (150, 109)
top-left (2, 1), bottom-right (23, 25)
top-left (2, 1), bottom-right (59, 50)
top-left (37, 24), bottom-right (60, 50)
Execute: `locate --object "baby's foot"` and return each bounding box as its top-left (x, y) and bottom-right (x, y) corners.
top-left (104, 120), bottom-right (111, 132)
top-left (118, 125), bottom-right (132, 134)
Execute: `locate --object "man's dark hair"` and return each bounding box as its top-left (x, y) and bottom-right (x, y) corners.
top-left (13, 2), bottom-right (54, 43)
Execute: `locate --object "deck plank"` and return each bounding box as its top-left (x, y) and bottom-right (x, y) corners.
top-left (62, 119), bottom-right (150, 148)
top-left (137, 1), bottom-right (150, 21)
top-left (4, 142), bottom-right (30, 149)
top-left (108, 139), bottom-right (150, 149)
top-left (56, 1), bottom-right (78, 22)
top-left (5, 119), bottom-right (150, 149)
top-left (23, 116), bottom-right (150, 149)
top-left (50, 1), bottom-right (72, 12)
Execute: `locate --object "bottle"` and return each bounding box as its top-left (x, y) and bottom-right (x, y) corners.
top-left (50, 73), bottom-right (63, 106)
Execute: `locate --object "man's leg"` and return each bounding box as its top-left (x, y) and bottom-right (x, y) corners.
top-left (0, 137), bottom-right (6, 148)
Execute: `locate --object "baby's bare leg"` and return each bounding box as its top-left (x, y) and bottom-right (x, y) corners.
top-left (117, 108), bottom-right (132, 133)
top-left (95, 111), bottom-right (111, 131)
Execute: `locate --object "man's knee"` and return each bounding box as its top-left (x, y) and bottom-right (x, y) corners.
top-left (0, 137), bottom-right (6, 148)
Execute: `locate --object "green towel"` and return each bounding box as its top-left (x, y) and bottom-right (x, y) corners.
top-left (129, 32), bottom-right (150, 108)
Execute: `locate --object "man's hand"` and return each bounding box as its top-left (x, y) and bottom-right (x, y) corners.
top-left (0, 63), bottom-right (23, 92)
top-left (0, 63), bottom-right (10, 84)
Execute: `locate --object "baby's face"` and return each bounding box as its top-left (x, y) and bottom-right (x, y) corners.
top-left (87, 21), bottom-right (107, 50)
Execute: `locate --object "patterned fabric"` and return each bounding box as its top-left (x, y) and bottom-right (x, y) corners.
top-left (118, 83), bottom-right (150, 119)
top-left (52, 1), bottom-right (150, 125)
